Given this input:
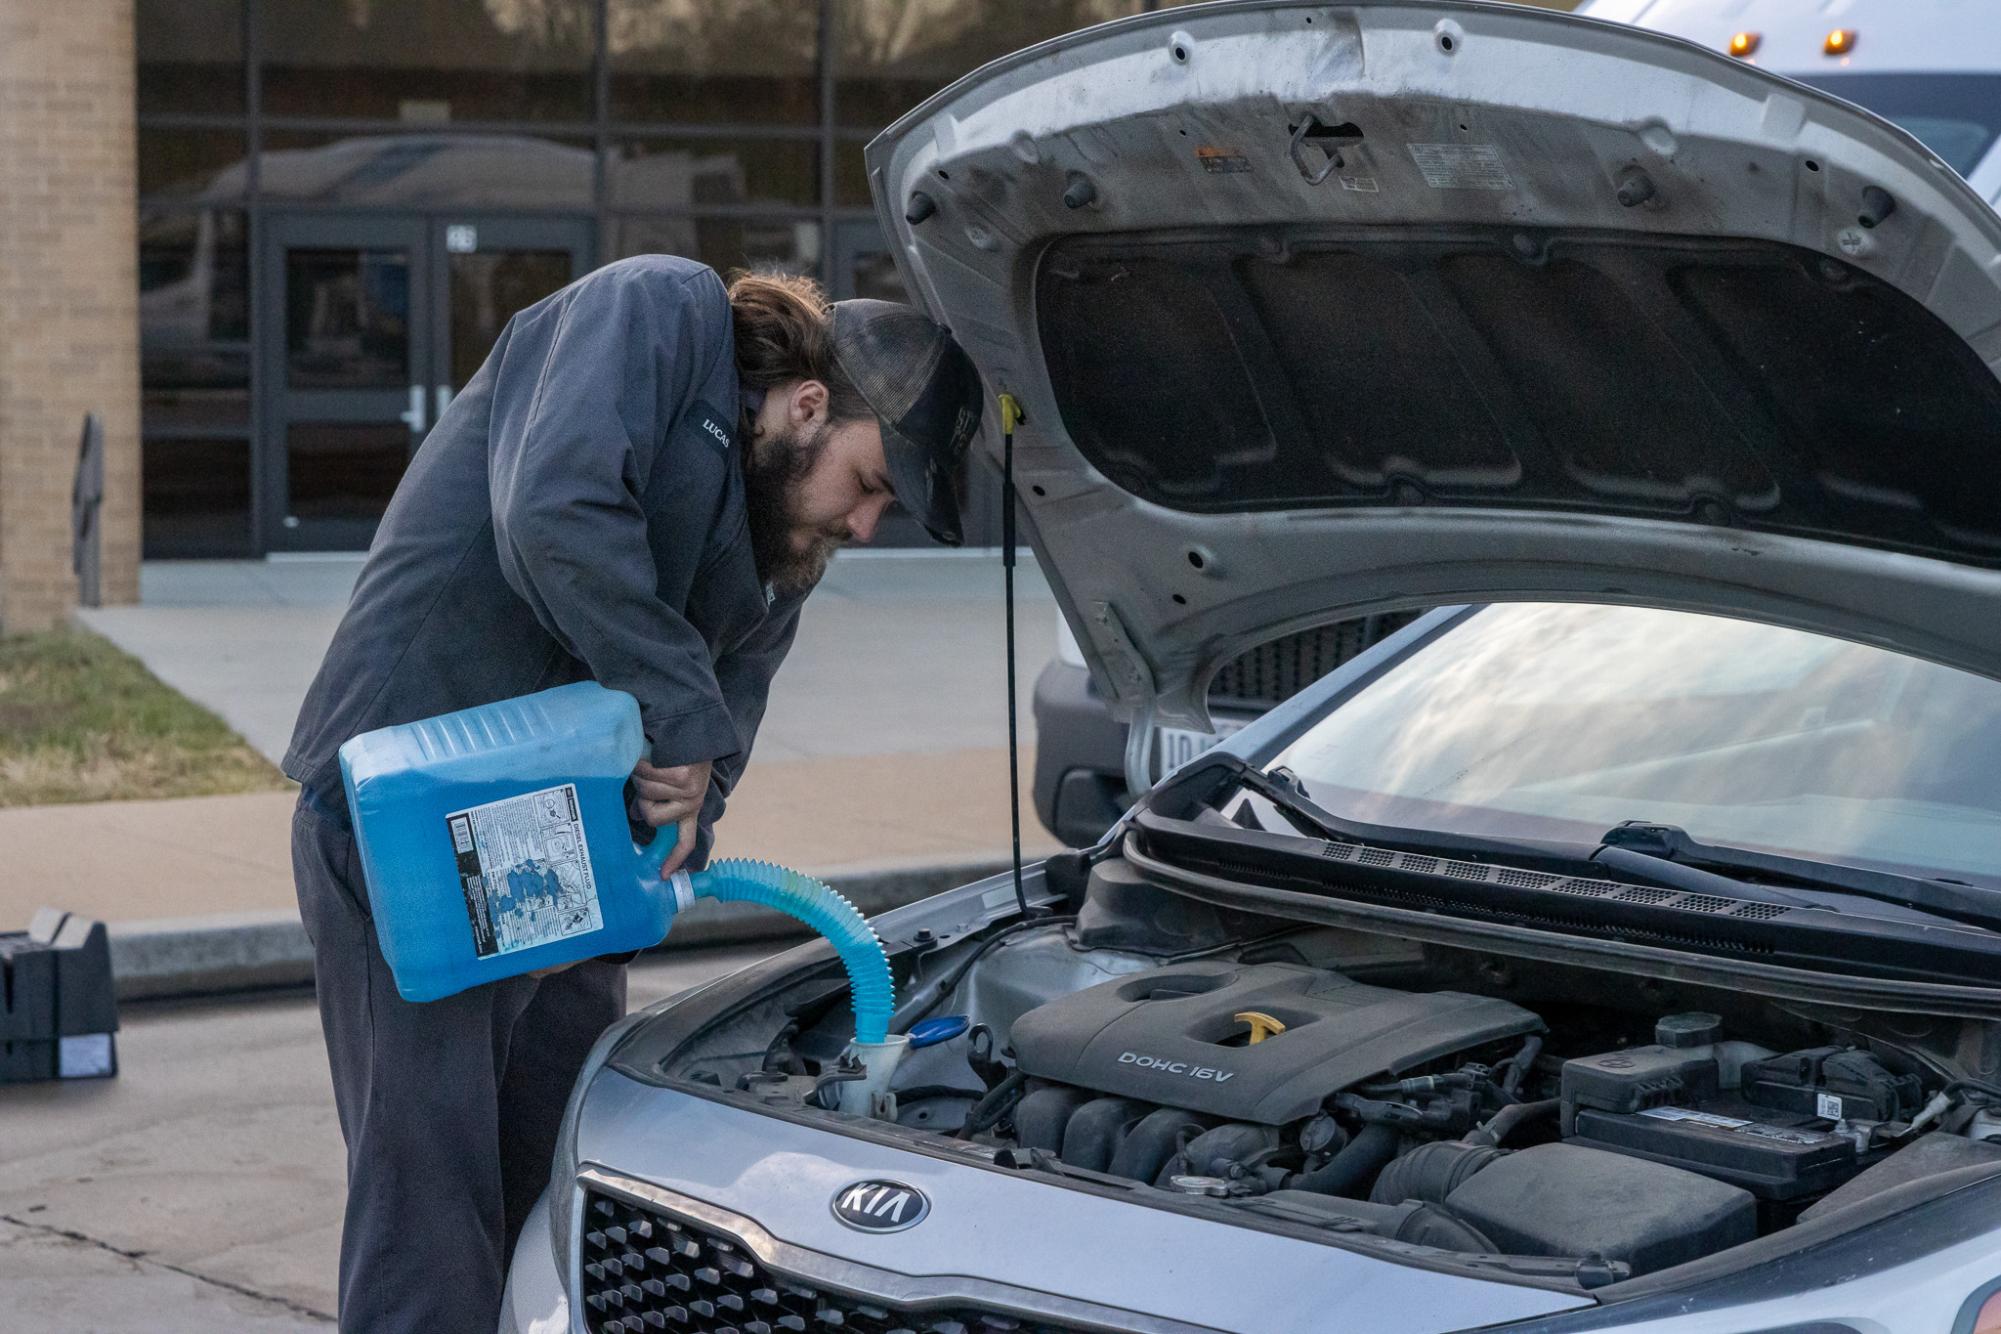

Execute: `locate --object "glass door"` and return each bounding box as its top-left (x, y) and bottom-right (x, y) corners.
top-left (830, 217), bottom-right (909, 304)
top-left (260, 212), bottom-right (591, 552)
top-left (427, 215), bottom-right (593, 422)
top-left (261, 213), bottom-right (430, 551)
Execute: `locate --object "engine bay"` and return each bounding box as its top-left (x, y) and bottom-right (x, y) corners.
top-left (657, 855), bottom-right (2001, 1287)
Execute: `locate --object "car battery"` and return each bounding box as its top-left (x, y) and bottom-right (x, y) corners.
top-left (0, 908), bottom-right (119, 1084)
top-left (1558, 1041), bottom-right (1721, 1136)
top-left (1559, 1027), bottom-right (1874, 1201)
top-left (1567, 1103), bottom-right (1859, 1201)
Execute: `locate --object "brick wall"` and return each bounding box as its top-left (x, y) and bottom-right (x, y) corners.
top-left (0, 0), bottom-right (141, 633)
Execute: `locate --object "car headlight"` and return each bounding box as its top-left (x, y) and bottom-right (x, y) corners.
top-left (1055, 614), bottom-right (1086, 668)
top-left (546, 1009), bottom-right (650, 1282)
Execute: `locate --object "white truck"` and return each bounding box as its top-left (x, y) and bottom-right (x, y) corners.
top-left (1581, 0), bottom-right (2001, 203)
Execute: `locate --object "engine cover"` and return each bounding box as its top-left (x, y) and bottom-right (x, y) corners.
top-left (1010, 960), bottom-right (1543, 1124)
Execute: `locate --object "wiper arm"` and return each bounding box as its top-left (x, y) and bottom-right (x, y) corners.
top-left (1162, 753), bottom-right (1566, 868)
top-left (1149, 755), bottom-right (1832, 916)
top-left (1601, 821), bottom-right (2001, 933)
top-left (1591, 841), bottom-right (1820, 910)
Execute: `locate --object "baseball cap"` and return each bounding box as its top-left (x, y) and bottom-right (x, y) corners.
top-left (830, 300), bottom-right (984, 546)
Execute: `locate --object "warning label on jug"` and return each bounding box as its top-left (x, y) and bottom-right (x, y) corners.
top-left (446, 784), bottom-right (602, 957)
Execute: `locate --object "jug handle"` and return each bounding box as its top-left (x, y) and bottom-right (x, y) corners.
top-left (634, 827), bottom-right (680, 881)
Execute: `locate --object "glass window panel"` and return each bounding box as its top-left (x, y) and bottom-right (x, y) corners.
top-left (285, 248), bottom-right (412, 390)
top-left (835, 0), bottom-right (1142, 128)
top-left (844, 246), bottom-right (907, 303)
top-left (610, 215), bottom-right (821, 279)
top-left (257, 131), bottom-right (595, 210)
top-left (139, 127), bottom-right (248, 199)
top-left (607, 137), bottom-right (819, 209)
top-left (137, 0), bottom-right (243, 114)
top-left (140, 209), bottom-right (251, 430)
top-left (607, 0), bottom-right (818, 125)
top-left (448, 249), bottom-right (573, 387)
top-left (287, 423), bottom-right (411, 523)
top-left (830, 220), bottom-right (905, 302)
top-left (143, 437), bottom-right (254, 557)
top-left (259, 0), bottom-right (594, 122)
top-left (834, 138), bottom-right (873, 207)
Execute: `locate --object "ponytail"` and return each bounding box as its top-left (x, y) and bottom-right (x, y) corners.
top-left (726, 270), bottom-right (869, 430)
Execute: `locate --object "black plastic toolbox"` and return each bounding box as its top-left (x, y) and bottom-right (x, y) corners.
top-left (0, 908), bottom-right (118, 1083)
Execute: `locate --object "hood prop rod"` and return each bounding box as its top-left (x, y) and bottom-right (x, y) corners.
top-left (1000, 393), bottom-right (1031, 918)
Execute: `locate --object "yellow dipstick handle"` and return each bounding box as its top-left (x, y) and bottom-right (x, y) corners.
top-left (1235, 1010), bottom-right (1287, 1044)
top-left (999, 392), bottom-right (1025, 436)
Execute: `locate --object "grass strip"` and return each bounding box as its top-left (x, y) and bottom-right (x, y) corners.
top-left (0, 628), bottom-right (288, 807)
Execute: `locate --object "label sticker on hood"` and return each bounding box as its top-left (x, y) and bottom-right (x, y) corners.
top-left (1408, 142), bottom-right (1513, 191)
top-left (1196, 146), bottom-right (1252, 174)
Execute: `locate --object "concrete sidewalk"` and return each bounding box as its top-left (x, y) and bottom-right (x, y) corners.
top-left (0, 745), bottom-right (1057, 995)
top-left (16, 550), bottom-right (1067, 993)
top-left (79, 550), bottom-right (1059, 769)
top-left (0, 749), bottom-right (1047, 925)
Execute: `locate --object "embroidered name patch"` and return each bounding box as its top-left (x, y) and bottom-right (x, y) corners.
top-left (689, 400), bottom-right (735, 454)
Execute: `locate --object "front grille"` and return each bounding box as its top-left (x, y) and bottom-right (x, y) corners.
top-left (578, 1189), bottom-right (1094, 1334)
top-left (1207, 611), bottom-right (1421, 708)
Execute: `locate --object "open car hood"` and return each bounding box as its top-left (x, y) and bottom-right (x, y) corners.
top-left (865, 0), bottom-right (2001, 733)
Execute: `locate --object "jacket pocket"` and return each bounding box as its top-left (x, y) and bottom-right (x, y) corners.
top-left (292, 798), bottom-right (374, 926)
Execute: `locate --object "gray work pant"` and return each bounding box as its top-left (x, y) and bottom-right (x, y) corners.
top-left (292, 796), bottom-right (624, 1333)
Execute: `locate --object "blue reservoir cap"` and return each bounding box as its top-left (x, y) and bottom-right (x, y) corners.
top-left (907, 1015), bottom-right (970, 1048)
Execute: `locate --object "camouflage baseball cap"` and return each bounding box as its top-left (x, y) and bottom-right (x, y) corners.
top-left (830, 299), bottom-right (984, 546)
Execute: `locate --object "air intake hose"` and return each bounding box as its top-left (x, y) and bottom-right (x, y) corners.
top-left (673, 860), bottom-right (895, 1043)
top-left (1288, 1122), bottom-right (1401, 1198)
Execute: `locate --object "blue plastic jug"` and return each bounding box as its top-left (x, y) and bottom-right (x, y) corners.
top-left (339, 682), bottom-right (689, 1001)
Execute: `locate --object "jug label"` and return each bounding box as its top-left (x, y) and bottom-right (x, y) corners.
top-left (445, 784), bottom-right (604, 957)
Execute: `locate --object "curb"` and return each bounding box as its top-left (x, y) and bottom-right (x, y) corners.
top-left (108, 855), bottom-right (1018, 1001)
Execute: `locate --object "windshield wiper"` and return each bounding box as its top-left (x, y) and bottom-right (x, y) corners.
top-left (1147, 755), bottom-right (1832, 916)
top-left (1165, 753), bottom-right (1568, 868)
top-left (1600, 821), bottom-right (2001, 934)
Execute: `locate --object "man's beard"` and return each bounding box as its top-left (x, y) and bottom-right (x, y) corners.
top-left (742, 418), bottom-right (842, 597)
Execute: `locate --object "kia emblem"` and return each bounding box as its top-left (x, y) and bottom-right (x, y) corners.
top-left (831, 1180), bottom-right (930, 1233)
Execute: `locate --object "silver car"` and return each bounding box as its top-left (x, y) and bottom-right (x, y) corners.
top-left (503, 3), bottom-right (2001, 1330)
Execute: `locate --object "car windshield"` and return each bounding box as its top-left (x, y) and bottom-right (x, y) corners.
top-left (1793, 72), bottom-right (2001, 176)
top-left (1265, 604), bottom-right (2001, 891)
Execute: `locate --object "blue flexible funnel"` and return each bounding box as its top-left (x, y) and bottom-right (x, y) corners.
top-left (669, 859), bottom-right (894, 1045)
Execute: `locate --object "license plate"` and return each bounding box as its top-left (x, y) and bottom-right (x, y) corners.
top-left (1152, 719), bottom-right (1245, 778)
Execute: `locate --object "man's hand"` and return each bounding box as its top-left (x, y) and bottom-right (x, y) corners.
top-left (630, 758), bottom-right (712, 878)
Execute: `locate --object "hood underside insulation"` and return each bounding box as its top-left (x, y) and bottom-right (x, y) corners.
top-left (1039, 229), bottom-right (2001, 566)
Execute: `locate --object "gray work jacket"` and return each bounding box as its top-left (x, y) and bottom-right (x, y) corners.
top-left (284, 255), bottom-right (802, 861)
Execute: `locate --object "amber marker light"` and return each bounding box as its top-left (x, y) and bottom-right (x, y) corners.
top-left (1727, 31), bottom-right (1760, 57)
top-left (1824, 28), bottom-right (1856, 55)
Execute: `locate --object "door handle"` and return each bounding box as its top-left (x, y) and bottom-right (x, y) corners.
top-left (400, 385), bottom-right (426, 434)
top-left (435, 385), bottom-right (454, 421)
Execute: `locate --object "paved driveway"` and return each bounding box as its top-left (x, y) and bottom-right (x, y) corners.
top-left (0, 947), bottom-right (773, 1328)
